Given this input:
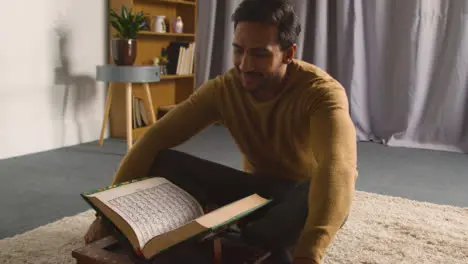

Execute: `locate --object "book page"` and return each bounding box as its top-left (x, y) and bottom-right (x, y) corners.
top-left (88, 178), bottom-right (204, 248)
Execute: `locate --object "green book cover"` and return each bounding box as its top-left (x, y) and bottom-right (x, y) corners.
top-left (82, 176), bottom-right (152, 196)
top-left (80, 176), bottom-right (272, 260)
top-left (80, 176), bottom-right (157, 251)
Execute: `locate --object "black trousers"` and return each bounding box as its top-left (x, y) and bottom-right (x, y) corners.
top-left (147, 149), bottom-right (310, 255)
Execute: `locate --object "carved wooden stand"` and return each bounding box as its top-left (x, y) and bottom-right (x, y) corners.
top-left (72, 236), bottom-right (219, 264)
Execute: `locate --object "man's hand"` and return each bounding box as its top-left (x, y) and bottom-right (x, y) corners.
top-left (83, 217), bottom-right (113, 244)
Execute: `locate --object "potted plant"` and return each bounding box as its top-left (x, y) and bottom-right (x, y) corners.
top-left (158, 55), bottom-right (169, 75)
top-left (159, 48), bottom-right (169, 75)
top-left (109, 6), bottom-right (145, 65)
top-left (153, 48), bottom-right (169, 75)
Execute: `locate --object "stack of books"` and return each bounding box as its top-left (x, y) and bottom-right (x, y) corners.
top-left (176, 42), bottom-right (195, 75)
top-left (166, 41), bottom-right (196, 75)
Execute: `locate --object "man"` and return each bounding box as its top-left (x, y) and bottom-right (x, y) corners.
top-left (85, 0), bottom-right (358, 263)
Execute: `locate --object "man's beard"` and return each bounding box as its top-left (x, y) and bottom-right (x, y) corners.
top-left (240, 71), bottom-right (281, 93)
top-left (246, 73), bottom-right (266, 93)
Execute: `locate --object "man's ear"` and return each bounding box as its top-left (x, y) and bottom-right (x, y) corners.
top-left (282, 44), bottom-right (296, 64)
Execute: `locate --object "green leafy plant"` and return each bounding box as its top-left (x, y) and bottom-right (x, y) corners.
top-left (159, 48), bottom-right (169, 65)
top-left (158, 55), bottom-right (169, 65)
top-left (109, 6), bottom-right (146, 39)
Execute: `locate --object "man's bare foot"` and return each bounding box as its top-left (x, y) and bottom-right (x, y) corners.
top-left (84, 217), bottom-right (113, 244)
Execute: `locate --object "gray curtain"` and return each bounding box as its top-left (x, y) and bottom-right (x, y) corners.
top-left (196, 0), bottom-right (468, 154)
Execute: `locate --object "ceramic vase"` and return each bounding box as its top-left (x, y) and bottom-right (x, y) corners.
top-left (174, 16), bottom-right (183, 33)
top-left (111, 39), bottom-right (137, 65)
top-left (154, 16), bottom-right (166, 33)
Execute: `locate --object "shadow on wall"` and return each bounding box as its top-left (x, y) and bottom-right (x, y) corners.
top-left (52, 24), bottom-right (97, 146)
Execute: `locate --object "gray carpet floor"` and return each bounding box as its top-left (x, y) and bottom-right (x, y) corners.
top-left (0, 125), bottom-right (467, 239)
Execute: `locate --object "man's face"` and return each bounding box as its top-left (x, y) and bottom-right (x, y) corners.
top-left (232, 22), bottom-right (287, 92)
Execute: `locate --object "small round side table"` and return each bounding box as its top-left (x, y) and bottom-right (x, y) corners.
top-left (96, 65), bottom-right (160, 150)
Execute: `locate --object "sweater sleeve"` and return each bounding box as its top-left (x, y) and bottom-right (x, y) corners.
top-left (293, 88), bottom-right (358, 263)
top-left (111, 77), bottom-right (222, 185)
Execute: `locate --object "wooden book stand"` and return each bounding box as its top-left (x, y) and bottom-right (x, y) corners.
top-left (72, 235), bottom-right (221, 264)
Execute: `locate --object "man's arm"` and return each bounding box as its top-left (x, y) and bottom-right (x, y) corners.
top-left (111, 78), bottom-right (222, 185)
top-left (293, 89), bottom-right (358, 264)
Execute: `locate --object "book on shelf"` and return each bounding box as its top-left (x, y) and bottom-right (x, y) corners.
top-left (132, 96), bottom-right (149, 129)
top-left (166, 41), bottom-right (195, 75)
top-left (81, 176), bottom-right (271, 260)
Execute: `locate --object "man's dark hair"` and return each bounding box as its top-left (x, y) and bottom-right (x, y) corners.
top-left (231, 0), bottom-right (301, 50)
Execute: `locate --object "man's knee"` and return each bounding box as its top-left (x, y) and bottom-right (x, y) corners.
top-left (240, 224), bottom-right (303, 251)
top-left (148, 149), bottom-right (188, 175)
top-left (152, 148), bottom-right (183, 165)
top-left (238, 193), bottom-right (309, 250)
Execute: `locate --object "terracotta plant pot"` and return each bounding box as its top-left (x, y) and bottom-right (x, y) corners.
top-left (111, 39), bottom-right (137, 66)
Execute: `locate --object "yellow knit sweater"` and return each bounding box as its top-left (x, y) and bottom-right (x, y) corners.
top-left (112, 59), bottom-right (358, 263)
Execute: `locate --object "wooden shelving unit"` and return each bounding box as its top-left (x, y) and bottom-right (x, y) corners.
top-left (138, 31), bottom-right (196, 37)
top-left (108, 0), bottom-right (197, 141)
top-left (160, 74), bottom-right (194, 80)
top-left (143, 0), bottom-right (196, 6)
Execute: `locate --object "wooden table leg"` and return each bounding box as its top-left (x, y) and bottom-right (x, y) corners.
top-left (143, 83), bottom-right (156, 124)
top-left (125, 83), bottom-right (133, 150)
top-left (213, 238), bottom-right (222, 264)
top-left (99, 83), bottom-right (113, 146)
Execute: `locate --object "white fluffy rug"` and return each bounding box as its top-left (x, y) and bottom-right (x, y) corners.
top-left (0, 191), bottom-right (467, 264)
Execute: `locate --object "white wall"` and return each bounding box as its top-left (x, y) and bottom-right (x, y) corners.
top-left (0, 0), bottom-right (107, 159)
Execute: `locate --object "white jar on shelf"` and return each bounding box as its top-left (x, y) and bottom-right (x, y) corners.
top-left (153, 15), bottom-right (166, 33)
top-left (174, 16), bottom-right (183, 33)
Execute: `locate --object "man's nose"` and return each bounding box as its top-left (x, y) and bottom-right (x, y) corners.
top-left (239, 54), bottom-right (254, 72)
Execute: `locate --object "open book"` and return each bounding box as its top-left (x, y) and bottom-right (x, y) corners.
top-left (81, 177), bottom-right (271, 260)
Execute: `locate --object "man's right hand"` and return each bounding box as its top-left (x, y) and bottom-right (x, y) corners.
top-left (83, 216), bottom-right (113, 244)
